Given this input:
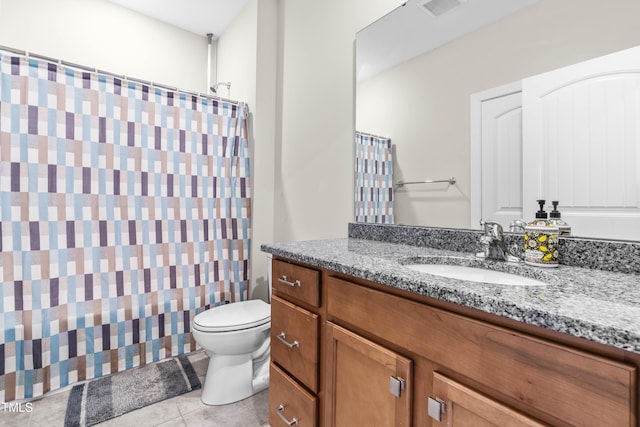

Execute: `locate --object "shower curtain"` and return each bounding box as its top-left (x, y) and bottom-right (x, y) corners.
top-left (0, 51), bottom-right (251, 401)
top-left (354, 132), bottom-right (394, 224)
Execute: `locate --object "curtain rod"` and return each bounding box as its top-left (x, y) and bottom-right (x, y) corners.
top-left (0, 45), bottom-right (241, 106)
top-left (356, 130), bottom-right (391, 140)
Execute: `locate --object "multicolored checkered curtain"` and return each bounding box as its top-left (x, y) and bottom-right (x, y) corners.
top-left (354, 132), bottom-right (394, 224)
top-left (0, 51), bottom-right (251, 401)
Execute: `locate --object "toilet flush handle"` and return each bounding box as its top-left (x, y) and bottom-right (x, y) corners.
top-left (276, 332), bottom-right (299, 349)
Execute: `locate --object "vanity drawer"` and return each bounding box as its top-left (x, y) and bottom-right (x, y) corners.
top-left (270, 362), bottom-right (317, 427)
top-left (271, 295), bottom-right (319, 392)
top-left (272, 259), bottom-right (320, 307)
top-left (327, 276), bottom-right (636, 427)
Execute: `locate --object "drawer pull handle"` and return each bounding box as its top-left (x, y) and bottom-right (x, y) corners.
top-left (277, 332), bottom-right (300, 349)
top-left (278, 275), bottom-right (301, 287)
top-left (276, 404), bottom-right (298, 426)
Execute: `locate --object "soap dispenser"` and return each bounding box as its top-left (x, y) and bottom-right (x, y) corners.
top-left (549, 201), bottom-right (572, 236)
top-left (524, 200), bottom-right (560, 267)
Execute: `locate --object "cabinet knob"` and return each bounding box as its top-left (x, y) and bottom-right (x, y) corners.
top-left (276, 404), bottom-right (298, 426)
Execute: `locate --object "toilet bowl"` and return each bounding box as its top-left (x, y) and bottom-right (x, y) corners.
top-left (192, 299), bottom-right (271, 405)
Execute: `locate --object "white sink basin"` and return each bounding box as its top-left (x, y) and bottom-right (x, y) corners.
top-left (405, 264), bottom-right (547, 286)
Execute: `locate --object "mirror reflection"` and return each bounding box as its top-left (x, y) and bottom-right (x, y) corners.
top-left (355, 0), bottom-right (640, 241)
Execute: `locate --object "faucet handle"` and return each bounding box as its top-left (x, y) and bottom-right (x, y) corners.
top-left (479, 220), bottom-right (504, 240)
top-left (509, 219), bottom-right (527, 233)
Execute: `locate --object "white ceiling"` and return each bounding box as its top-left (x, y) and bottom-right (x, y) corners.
top-left (107, 0), bottom-right (249, 37)
top-left (108, 0), bottom-right (539, 80)
top-left (356, 0), bottom-right (539, 81)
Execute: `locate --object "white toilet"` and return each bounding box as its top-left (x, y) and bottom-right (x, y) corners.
top-left (191, 255), bottom-right (272, 405)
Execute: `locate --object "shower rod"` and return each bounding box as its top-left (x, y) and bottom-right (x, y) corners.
top-left (396, 177), bottom-right (456, 188)
top-left (0, 45), bottom-right (241, 106)
top-left (356, 131), bottom-right (389, 139)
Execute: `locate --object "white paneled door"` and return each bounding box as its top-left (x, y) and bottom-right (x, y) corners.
top-left (523, 45), bottom-right (640, 240)
top-left (480, 91), bottom-right (523, 229)
top-left (471, 83), bottom-right (523, 230)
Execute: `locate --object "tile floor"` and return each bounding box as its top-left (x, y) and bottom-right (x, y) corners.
top-left (0, 351), bottom-right (269, 427)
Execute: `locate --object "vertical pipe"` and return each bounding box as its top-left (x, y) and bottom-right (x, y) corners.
top-left (206, 33), bottom-right (213, 92)
top-left (212, 37), bottom-right (218, 89)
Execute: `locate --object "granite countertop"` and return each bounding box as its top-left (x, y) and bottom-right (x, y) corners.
top-left (261, 237), bottom-right (640, 355)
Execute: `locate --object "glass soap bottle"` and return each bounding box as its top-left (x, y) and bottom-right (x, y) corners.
top-left (549, 201), bottom-right (571, 236)
top-left (524, 200), bottom-right (560, 267)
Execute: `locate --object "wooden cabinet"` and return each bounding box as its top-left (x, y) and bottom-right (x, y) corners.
top-left (325, 275), bottom-right (637, 427)
top-left (270, 259), bottom-right (323, 427)
top-left (325, 322), bottom-right (412, 427)
top-left (269, 256), bottom-right (639, 426)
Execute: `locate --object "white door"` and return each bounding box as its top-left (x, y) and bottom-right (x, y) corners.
top-left (471, 83), bottom-right (523, 230)
top-left (523, 45), bottom-right (640, 240)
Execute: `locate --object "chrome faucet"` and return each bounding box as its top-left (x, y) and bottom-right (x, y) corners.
top-left (476, 220), bottom-right (522, 263)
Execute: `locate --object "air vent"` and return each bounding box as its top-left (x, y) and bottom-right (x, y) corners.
top-left (417, 0), bottom-right (468, 17)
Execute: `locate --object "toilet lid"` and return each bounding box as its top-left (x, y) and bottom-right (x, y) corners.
top-left (192, 300), bottom-right (271, 332)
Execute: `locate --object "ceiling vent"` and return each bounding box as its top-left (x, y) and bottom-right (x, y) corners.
top-left (417, 0), bottom-right (468, 17)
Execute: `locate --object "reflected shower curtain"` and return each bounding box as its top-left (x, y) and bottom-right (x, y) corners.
top-left (354, 132), bottom-right (393, 224)
top-left (0, 51), bottom-right (251, 400)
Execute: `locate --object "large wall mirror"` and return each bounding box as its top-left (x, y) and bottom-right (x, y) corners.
top-left (355, 0), bottom-right (640, 241)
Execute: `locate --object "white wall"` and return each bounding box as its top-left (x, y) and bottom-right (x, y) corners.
top-left (0, 0), bottom-right (207, 92)
top-left (252, 0), bottom-right (278, 299)
top-left (216, 0), bottom-right (278, 301)
top-left (275, 0), bottom-right (401, 242)
top-left (216, 1), bottom-right (257, 107)
top-left (357, 0), bottom-right (640, 228)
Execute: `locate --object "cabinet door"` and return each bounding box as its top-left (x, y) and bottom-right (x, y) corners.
top-left (431, 372), bottom-right (546, 427)
top-left (325, 322), bottom-right (412, 427)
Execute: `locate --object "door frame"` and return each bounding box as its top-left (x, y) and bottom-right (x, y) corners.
top-left (470, 80), bottom-right (522, 228)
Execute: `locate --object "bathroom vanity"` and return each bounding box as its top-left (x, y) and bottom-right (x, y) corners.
top-left (263, 224), bottom-right (640, 426)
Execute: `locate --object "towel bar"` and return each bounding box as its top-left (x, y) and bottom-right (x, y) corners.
top-left (396, 178), bottom-right (456, 188)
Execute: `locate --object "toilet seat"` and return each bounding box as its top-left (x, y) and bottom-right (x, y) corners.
top-left (192, 300), bottom-right (270, 332)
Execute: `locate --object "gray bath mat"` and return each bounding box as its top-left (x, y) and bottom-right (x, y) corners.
top-left (64, 355), bottom-right (201, 427)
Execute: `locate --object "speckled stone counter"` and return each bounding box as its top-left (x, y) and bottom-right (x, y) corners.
top-left (349, 223), bottom-right (640, 274)
top-left (261, 235), bottom-right (640, 355)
